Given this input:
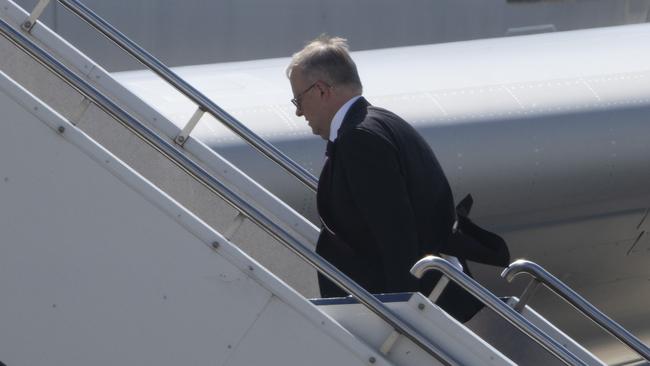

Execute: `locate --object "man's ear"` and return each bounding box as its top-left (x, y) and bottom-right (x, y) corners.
top-left (319, 82), bottom-right (333, 99)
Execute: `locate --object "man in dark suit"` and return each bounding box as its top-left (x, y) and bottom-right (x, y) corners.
top-left (287, 36), bottom-right (497, 321)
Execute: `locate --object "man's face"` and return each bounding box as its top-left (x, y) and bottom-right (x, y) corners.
top-left (289, 71), bottom-right (331, 140)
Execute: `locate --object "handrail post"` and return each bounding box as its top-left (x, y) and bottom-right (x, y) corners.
top-left (411, 256), bottom-right (588, 366)
top-left (502, 260), bottom-right (650, 362)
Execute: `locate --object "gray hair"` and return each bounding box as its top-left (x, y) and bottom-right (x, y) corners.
top-left (286, 35), bottom-right (363, 93)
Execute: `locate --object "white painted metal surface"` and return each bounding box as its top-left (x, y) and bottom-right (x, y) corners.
top-left (0, 0), bottom-right (322, 297)
top-left (317, 293), bottom-right (515, 366)
top-left (0, 70), bottom-right (391, 366)
top-left (518, 301), bottom-right (605, 366)
top-left (466, 298), bottom-right (606, 366)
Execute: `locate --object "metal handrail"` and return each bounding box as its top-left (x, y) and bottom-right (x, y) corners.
top-left (502, 260), bottom-right (650, 361)
top-left (55, 0), bottom-right (318, 193)
top-left (0, 18), bottom-right (459, 366)
top-left (411, 256), bottom-right (588, 366)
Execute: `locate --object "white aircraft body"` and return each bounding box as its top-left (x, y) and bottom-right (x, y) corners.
top-left (10, 0), bottom-right (650, 70)
top-left (114, 24), bottom-right (650, 364)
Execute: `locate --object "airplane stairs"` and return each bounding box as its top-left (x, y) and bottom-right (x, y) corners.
top-left (1, 0), bottom-right (649, 365)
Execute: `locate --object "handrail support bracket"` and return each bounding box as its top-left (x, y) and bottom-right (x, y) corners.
top-left (22, 0), bottom-right (52, 32)
top-left (175, 107), bottom-right (205, 146)
top-left (514, 278), bottom-right (541, 312)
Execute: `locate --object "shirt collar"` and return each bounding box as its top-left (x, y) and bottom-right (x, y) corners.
top-left (329, 95), bottom-right (362, 142)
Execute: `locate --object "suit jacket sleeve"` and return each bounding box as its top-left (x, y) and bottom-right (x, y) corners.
top-left (339, 128), bottom-right (420, 292)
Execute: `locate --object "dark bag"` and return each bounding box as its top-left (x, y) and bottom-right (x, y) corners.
top-left (441, 194), bottom-right (510, 267)
top-left (434, 194), bottom-right (510, 323)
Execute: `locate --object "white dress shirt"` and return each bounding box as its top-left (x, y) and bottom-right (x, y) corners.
top-left (329, 95), bottom-right (362, 142)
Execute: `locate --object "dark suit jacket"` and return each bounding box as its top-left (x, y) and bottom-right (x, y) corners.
top-left (316, 97), bottom-right (484, 321)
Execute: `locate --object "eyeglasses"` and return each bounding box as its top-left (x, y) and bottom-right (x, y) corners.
top-left (291, 82), bottom-right (318, 110)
